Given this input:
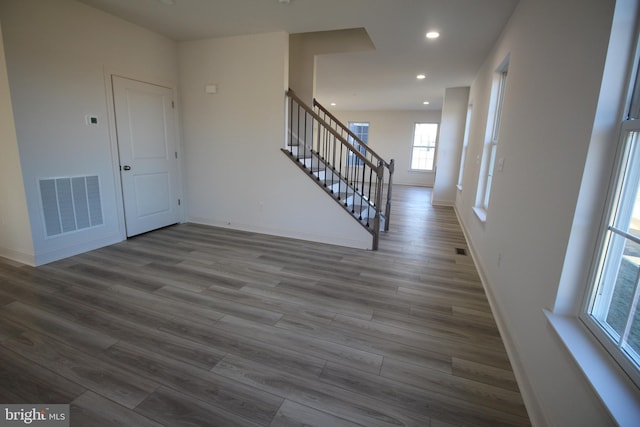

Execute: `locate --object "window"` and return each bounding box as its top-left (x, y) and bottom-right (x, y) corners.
top-left (411, 123), bottom-right (438, 171)
top-left (457, 104), bottom-right (473, 190)
top-left (348, 122), bottom-right (368, 165)
top-left (476, 59), bottom-right (508, 217)
top-left (585, 123), bottom-right (640, 387)
top-left (583, 53), bottom-right (640, 388)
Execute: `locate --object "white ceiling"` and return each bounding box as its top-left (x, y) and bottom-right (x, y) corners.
top-left (78, 0), bottom-right (519, 111)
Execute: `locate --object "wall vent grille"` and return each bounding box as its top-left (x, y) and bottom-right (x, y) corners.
top-left (39, 175), bottom-right (103, 237)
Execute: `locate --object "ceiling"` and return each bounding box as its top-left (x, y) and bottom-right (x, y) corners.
top-left (78, 0), bottom-right (519, 111)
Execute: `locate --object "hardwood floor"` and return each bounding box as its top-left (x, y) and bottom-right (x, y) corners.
top-left (0, 185), bottom-right (531, 426)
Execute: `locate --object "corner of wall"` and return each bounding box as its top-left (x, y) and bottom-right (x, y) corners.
top-left (0, 19), bottom-right (35, 265)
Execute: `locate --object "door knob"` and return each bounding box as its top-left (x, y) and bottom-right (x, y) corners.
top-left (122, 165), bottom-right (131, 171)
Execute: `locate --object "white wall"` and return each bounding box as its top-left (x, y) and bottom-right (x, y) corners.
top-left (289, 28), bottom-right (374, 105)
top-left (455, 0), bottom-right (619, 425)
top-left (0, 22), bottom-right (34, 265)
top-left (179, 32), bottom-right (372, 249)
top-left (0, 0), bottom-right (179, 265)
top-left (333, 110), bottom-right (442, 187)
top-left (432, 87), bottom-right (469, 206)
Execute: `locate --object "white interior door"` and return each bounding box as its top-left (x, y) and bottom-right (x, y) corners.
top-left (112, 75), bottom-right (179, 237)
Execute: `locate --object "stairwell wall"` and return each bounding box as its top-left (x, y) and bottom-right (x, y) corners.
top-left (432, 87), bottom-right (469, 206)
top-left (0, 21), bottom-right (33, 265)
top-left (178, 32), bottom-right (372, 249)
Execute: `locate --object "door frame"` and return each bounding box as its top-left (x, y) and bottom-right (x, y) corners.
top-left (103, 69), bottom-right (185, 240)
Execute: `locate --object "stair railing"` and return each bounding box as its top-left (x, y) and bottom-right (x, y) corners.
top-left (313, 98), bottom-right (394, 232)
top-left (284, 89), bottom-right (389, 249)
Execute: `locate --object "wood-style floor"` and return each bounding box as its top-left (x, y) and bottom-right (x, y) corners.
top-left (0, 185), bottom-right (531, 426)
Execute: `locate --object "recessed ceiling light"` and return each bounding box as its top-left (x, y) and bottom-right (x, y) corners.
top-left (330, 102), bottom-right (336, 106)
top-left (417, 74), bottom-right (426, 80)
top-left (423, 101), bottom-right (430, 105)
top-left (426, 31), bottom-right (440, 39)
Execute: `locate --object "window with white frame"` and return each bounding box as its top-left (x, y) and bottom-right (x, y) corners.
top-left (583, 54), bottom-right (640, 388)
top-left (476, 61), bottom-right (508, 216)
top-left (348, 122), bottom-right (368, 165)
top-left (410, 123), bottom-right (439, 171)
top-left (457, 104), bottom-right (473, 189)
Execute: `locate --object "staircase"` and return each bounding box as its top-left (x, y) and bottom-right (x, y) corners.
top-left (282, 90), bottom-right (394, 250)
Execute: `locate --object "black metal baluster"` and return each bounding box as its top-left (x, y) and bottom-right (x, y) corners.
top-left (349, 154), bottom-right (355, 212)
top-left (289, 98), bottom-right (300, 161)
top-left (304, 109), bottom-right (310, 172)
top-left (316, 118), bottom-right (322, 183)
top-left (334, 136), bottom-right (347, 199)
top-left (332, 127), bottom-right (337, 174)
top-left (366, 166), bottom-right (374, 226)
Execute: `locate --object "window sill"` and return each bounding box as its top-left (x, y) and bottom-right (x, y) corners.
top-left (472, 206), bottom-right (487, 223)
top-left (408, 169), bottom-right (433, 173)
top-left (456, 184), bottom-right (463, 191)
top-left (545, 310), bottom-right (640, 426)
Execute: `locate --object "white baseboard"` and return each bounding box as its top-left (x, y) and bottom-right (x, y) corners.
top-left (187, 217), bottom-right (372, 250)
top-left (0, 247), bottom-right (36, 266)
top-left (431, 198), bottom-right (455, 207)
top-left (453, 205), bottom-right (547, 427)
top-left (33, 234), bottom-right (124, 266)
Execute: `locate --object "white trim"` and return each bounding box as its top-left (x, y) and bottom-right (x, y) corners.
top-left (410, 122), bottom-right (439, 172)
top-left (546, 311), bottom-right (640, 426)
top-left (431, 199), bottom-right (455, 207)
top-left (32, 233), bottom-right (123, 266)
top-left (102, 66), bottom-right (186, 240)
top-left (454, 205), bottom-right (548, 427)
top-left (472, 206), bottom-right (487, 223)
top-left (0, 247), bottom-right (36, 266)
top-left (187, 218), bottom-right (372, 250)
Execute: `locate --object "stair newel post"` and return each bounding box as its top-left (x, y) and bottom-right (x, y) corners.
top-left (372, 160), bottom-right (384, 251)
top-left (384, 159), bottom-right (394, 232)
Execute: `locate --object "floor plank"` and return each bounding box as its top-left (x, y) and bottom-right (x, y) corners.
top-left (71, 391), bottom-right (164, 427)
top-left (213, 354), bottom-right (428, 427)
top-left (0, 185), bottom-right (530, 426)
top-left (2, 332), bottom-right (158, 409)
top-left (270, 400), bottom-right (364, 427)
top-left (135, 385), bottom-right (263, 427)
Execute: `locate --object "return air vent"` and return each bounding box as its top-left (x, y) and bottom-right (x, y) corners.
top-left (39, 175), bottom-right (103, 237)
